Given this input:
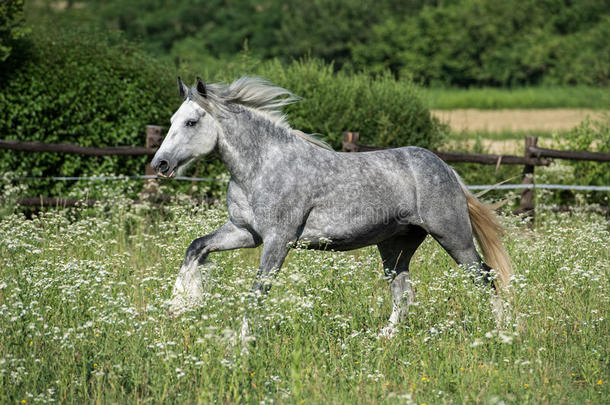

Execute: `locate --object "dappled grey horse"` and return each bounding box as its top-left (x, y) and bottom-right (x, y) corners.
top-left (151, 77), bottom-right (513, 336)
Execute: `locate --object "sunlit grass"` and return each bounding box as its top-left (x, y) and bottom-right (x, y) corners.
top-left (0, 197), bottom-right (608, 403)
top-left (425, 86), bottom-right (610, 110)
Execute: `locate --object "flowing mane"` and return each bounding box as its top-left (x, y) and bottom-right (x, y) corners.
top-left (189, 76), bottom-right (332, 150)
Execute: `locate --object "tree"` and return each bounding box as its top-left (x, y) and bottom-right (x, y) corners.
top-left (0, 0), bottom-right (27, 62)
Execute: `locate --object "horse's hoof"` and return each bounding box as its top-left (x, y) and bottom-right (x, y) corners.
top-left (490, 295), bottom-right (509, 327)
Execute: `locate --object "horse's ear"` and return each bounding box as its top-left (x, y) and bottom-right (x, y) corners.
top-left (177, 77), bottom-right (188, 100)
top-left (196, 77), bottom-right (207, 98)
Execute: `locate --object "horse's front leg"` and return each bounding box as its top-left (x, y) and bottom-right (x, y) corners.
top-left (240, 234), bottom-right (290, 342)
top-left (170, 220), bottom-right (260, 313)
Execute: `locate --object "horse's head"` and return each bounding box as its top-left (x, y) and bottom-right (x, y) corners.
top-left (151, 77), bottom-right (220, 178)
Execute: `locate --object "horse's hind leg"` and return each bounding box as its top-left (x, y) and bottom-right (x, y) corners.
top-left (377, 227), bottom-right (427, 336)
top-left (425, 216), bottom-right (493, 286)
top-left (415, 186), bottom-right (491, 283)
top-left (422, 207), bottom-right (507, 322)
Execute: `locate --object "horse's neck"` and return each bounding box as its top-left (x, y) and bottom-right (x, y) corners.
top-left (217, 109), bottom-right (289, 184)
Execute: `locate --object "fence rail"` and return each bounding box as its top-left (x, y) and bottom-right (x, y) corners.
top-left (0, 139), bottom-right (157, 156)
top-left (527, 146), bottom-right (610, 162)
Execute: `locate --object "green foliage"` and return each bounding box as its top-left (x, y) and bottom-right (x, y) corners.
top-left (0, 0), bottom-right (27, 62)
top-left (544, 118), bottom-right (610, 205)
top-left (36, 0), bottom-right (610, 87)
top-left (450, 119), bottom-right (610, 207)
top-left (255, 59), bottom-right (445, 149)
top-left (561, 118), bottom-right (610, 186)
top-left (0, 21), bottom-right (178, 196)
top-left (351, 0), bottom-right (610, 86)
top-left (79, 0), bottom-right (428, 67)
top-left (425, 87), bottom-right (610, 110)
top-left (263, 0), bottom-right (428, 68)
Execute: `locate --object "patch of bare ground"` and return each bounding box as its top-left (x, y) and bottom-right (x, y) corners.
top-left (432, 109), bottom-right (608, 132)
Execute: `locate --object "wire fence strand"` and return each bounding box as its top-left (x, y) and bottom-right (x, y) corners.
top-left (3, 175), bottom-right (608, 191)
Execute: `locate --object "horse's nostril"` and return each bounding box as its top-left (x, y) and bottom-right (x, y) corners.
top-left (158, 160), bottom-right (169, 173)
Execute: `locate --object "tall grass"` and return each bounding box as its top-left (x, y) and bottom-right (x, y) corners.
top-left (426, 87), bottom-right (610, 110)
top-left (0, 191), bottom-right (607, 403)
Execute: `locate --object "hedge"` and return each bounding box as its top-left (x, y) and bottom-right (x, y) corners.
top-left (0, 22), bottom-right (177, 196)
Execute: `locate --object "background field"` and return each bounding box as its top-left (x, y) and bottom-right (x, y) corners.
top-left (0, 197), bottom-right (608, 403)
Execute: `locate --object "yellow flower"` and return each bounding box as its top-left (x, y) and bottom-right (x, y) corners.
top-left (21, 400), bottom-right (26, 404)
top-left (597, 379), bottom-right (602, 385)
top-left (460, 367), bottom-right (464, 371)
top-left (250, 371), bottom-right (255, 377)
top-left (524, 383), bottom-right (529, 388)
top-left (385, 382), bottom-right (390, 386)
top-left (29, 341), bottom-right (33, 345)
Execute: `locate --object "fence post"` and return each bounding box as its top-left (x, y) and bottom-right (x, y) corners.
top-left (519, 136), bottom-right (538, 223)
top-left (143, 125), bottom-right (164, 194)
top-left (342, 132), bottom-right (360, 152)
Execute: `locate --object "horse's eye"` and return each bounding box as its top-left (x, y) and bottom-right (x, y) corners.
top-left (185, 119), bottom-right (197, 127)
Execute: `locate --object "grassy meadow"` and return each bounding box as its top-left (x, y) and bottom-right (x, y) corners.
top-left (0, 190), bottom-right (608, 404)
top-left (425, 87), bottom-right (610, 110)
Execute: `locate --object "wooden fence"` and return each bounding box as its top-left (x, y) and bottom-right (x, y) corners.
top-left (2, 125), bottom-right (163, 207)
top-left (1, 126), bottom-right (608, 217)
top-left (0, 125), bottom-right (162, 156)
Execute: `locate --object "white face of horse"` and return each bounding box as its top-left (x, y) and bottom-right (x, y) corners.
top-left (151, 79), bottom-right (219, 177)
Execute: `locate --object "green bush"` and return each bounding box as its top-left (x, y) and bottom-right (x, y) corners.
top-left (0, 22), bottom-right (178, 197)
top-left (543, 118), bottom-right (610, 205)
top-left (39, 0), bottom-right (610, 87)
top-left (202, 58), bottom-right (446, 150)
top-left (351, 0), bottom-right (610, 87)
top-left (79, 0), bottom-right (426, 68)
top-left (0, 0), bottom-right (27, 62)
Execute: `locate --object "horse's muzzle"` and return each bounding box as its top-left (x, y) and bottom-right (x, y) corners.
top-left (151, 156), bottom-right (176, 178)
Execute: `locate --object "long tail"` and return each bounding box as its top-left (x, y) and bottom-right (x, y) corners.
top-left (453, 171), bottom-right (514, 289)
